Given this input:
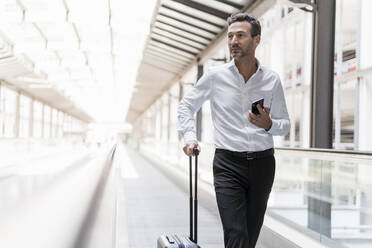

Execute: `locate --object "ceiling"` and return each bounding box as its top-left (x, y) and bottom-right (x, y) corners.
top-left (0, 0), bottom-right (156, 123)
top-left (0, 0), bottom-right (278, 125)
top-left (125, 0), bottom-right (260, 124)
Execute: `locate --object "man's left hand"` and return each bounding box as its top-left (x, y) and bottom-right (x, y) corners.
top-left (248, 105), bottom-right (272, 131)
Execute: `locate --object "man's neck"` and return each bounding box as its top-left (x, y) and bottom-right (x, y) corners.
top-left (234, 56), bottom-right (257, 82)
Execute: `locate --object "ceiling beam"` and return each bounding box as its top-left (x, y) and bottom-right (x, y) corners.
top-left (171, 0), bottom-right (230, 20)
top-left (153, 26), bottom-right (208, 46)
top-left (148, 42), bottom-right (194, 59)
top-left (144, 54), bottom-right (186, 70)
top-left (214, 0), bottom-right (244, 9)
top-left (142, 61), bottom-right (181, 75)
top-left (147, 45), bottom-right (192, 62)
top-left (156, 20), bottom-right (212, 41)
top-left (151, 37), bottom-right (198, 56)
top-left (161, 4), bottom-right (224, 29)
top-left (152, 31), bottom-right (203, 51)
top-left (145, 50), bottom-right (190, 66)
top-left (158, 12), bottom-right (218, 35)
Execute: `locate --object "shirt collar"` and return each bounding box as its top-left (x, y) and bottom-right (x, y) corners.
top-left (256, 58), bottom-right (262, 71)
top-left (227, 58), bottom-right (262, 72)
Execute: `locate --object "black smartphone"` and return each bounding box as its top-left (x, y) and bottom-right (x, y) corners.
top-left (252, 98), bottom-right (264, 115)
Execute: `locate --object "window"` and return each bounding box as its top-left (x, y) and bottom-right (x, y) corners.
top-left (3, 87), bottom-right (16, 137)
top-left (19, 94), bottom-right (30, 138)
top-left (33, 101), bottom-right (43, 138)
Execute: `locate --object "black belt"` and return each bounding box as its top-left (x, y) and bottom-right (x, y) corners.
top-left (216, 148), bottom-right (274, 160)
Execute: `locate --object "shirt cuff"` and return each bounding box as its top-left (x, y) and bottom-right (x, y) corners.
top-left (267, 119), bottom-right (279, 135)
top-left (183, 131), bottom-right (197, 144)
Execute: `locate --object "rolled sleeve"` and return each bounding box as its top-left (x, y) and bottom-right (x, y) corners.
top-left (268, 118), bottom-right (290, 136)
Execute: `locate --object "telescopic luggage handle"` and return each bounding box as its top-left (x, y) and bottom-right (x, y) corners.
top-left (189, 148), bottom-right (199, 243)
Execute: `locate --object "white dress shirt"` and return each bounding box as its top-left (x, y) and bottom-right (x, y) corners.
top-left (178, 59), bottom-right (290, 152)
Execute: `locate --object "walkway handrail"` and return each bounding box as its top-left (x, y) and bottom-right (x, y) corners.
top-left (276, 147), bottom-right (372, 156)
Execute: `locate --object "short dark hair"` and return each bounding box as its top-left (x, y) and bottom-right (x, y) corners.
top-left (227, 13), bottom-right (261, 37)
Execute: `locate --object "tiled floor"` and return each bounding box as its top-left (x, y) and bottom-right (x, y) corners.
top-left (119, 145), bottom-right (224, 248)
top-left (0, 146), bottom-right (115, 248)
top-left (0, 143), bottom-right (266, 248)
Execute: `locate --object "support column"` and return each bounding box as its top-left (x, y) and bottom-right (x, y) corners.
top-left (310, 0), bottom-right (336, 148)
top-left (14, 92), bottom-right (20, 137)
top-left (161, 95), bottom-right (168, 143)
top-left (41, 104), bottom-right (45, 138)
top-left (167, 92), bottom-right (171, 142)
top-left (29, 99), bottom-right (34, 137)
top-left (308, 0), bottom-right (336, 238)
top-left (49, 108), bottom-right (53, 138)
top-left (156, 100), bottom-right (162, 141)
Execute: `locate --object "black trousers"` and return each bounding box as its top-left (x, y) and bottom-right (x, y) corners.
top-left (213, 149), bottom-right (275, 248)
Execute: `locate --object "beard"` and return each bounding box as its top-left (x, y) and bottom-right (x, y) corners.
top-left (230, 48), bottom-right (247, 58)
top-left (229, 43), bottom-right (253, 59)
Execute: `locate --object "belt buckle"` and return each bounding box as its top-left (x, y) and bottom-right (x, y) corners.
top-left (246, 152), bottom-right (254, 160)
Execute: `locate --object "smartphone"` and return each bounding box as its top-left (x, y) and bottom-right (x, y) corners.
top-left (252, 98), bottom-right (264, 115)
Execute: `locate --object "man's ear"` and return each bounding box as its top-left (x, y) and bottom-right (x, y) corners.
top-left (254, 35), bottom-right (261, 47)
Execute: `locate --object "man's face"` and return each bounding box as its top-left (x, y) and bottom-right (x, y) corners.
top-left (227, 21), bottom-right (260, 60)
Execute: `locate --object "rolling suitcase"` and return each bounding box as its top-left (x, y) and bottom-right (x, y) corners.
top-left (157, 148), bottom-right (200, 248)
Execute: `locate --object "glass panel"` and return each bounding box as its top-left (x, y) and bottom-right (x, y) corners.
top-left (169, 83), bottom-right (180, 143)
top-left (269, 150), bottom-right (372, 248)
top-left (22, 0), bottom-right (66, 22)
top-left (65, 115), bottom-right (72, 134)
top-left (161, 94), bottom-right (168, 142)
top-left (38, 23), bottom-right (79, 51)
top-left (0, 84), bottom-right (4, 137)
top-left (284, 24), bottom-right (295, 89)
top-left (341, 80), bottom-right (355, 147)
top-left (50, 108), bottom-right (56, 138)
top-left (256, 3), bottom-right (312, 148)
top-left (3, 87), bottom-right (16, 138)
top-left (19, 95), bottom-right (30, 138)
top-left (33, 101), bottom-right (42, 138)
top-left (44, 105), bottom-right (51, 138)
top-left (0, 0), bottom-right (23, 23)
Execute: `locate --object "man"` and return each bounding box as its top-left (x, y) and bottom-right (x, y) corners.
top-left (177, 13), bottom-right (290, 248)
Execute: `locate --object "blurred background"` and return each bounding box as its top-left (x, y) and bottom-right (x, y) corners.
top-left (1, 0), bottom-right (372, 248)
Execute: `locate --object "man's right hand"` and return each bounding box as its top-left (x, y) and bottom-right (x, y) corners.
top-left (183, 142), bottom-right (200, 156)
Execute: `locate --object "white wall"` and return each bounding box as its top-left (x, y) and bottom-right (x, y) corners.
top-left (360, 0), bottom-right (372, 69)
top-left (358, 75), bottom-right (372, 151)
